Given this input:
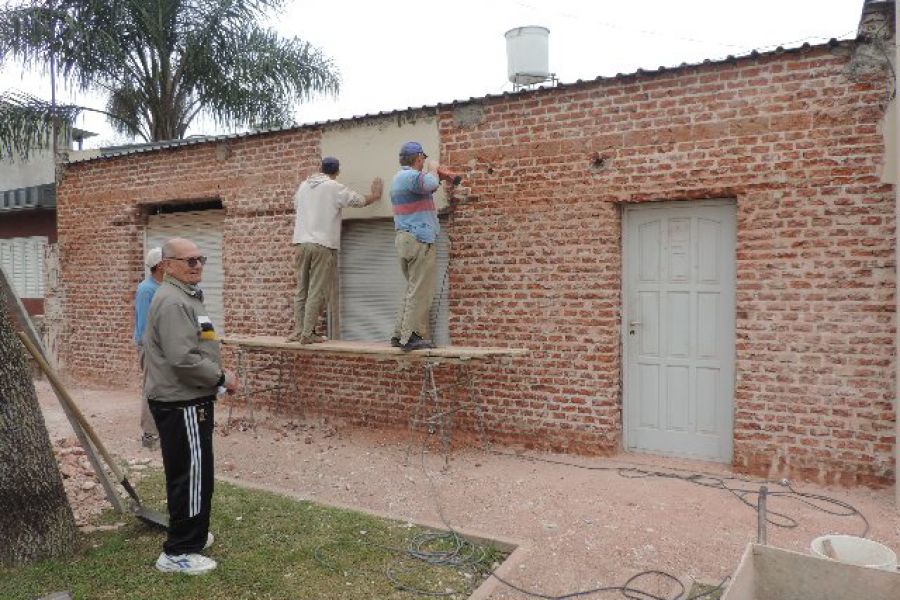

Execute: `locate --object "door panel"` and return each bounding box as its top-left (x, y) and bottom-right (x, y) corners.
top-left (638, 363), bottom-right (660, 428)
top-left (623, 201), bottom-right (736, 462)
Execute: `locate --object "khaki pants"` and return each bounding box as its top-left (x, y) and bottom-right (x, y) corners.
top-left (393, 231), bottom-right (436, 343)
top-left (137, 345), bottom-right (159, 439)
top-left (293, 243), bottom-right (336, 336)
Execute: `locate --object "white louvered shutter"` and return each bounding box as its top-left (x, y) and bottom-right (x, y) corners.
top-left (146, 210), bottom-right (225, 335)
top-left (0, 236), bottom-right (47, 298)
top-left (338, 219), bottom-right (449, 345)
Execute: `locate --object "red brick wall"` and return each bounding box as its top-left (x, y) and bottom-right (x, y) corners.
top-left (56, 42), bottom-right (895, 486)
top-left (440, 46), bottom-right (895, 486)
top-left (56, 131), bottom-right (322, 384)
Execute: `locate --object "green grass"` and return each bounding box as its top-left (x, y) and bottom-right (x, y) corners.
top-left (1, 471), bottom-right (507, 600)
top-left (688, 581), bottom-right (726, 599)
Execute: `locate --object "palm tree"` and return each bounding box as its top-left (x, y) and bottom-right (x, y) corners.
top-left (0, 0), bottom-right (340, 158)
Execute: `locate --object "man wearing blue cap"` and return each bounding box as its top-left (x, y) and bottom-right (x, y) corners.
top-left (289, 156), bottom-right (383, 343)
top-left (390, 142), bottom-right (457, 351)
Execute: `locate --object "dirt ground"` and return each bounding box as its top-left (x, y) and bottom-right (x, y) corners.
top-left (36, 379), bottom-right (900, 599)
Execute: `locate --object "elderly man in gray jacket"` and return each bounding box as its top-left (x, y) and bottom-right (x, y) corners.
top-left (143, 237), bottom-right (238, 575)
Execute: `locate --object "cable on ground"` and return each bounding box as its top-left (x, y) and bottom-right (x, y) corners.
top-left (486, 449), bottom-right (869, 537)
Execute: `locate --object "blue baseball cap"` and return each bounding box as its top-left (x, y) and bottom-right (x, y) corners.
top-left (321, 156), bottom-right (339, 173)
top-left (399, 141), bottom-right (426, 157)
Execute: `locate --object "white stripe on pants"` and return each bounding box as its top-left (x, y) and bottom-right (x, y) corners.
top-left (184, 406), bottom-right (202, 518)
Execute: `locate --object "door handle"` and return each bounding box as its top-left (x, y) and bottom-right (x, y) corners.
top-left (629, 321), bottom-right (642, 327)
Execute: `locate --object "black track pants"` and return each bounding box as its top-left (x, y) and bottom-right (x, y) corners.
top-left (149, 397), bottom-right (215, 555)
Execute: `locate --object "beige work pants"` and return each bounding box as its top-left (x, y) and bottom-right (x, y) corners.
top-left (393, 231), bottom-right (437, 343)
top-left (293, 243), bottom-right (336, 337)
top-left (137, 345), bottom-right (159, 439)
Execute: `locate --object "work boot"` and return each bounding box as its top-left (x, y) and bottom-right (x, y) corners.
top-left (141, 433), bottom-right (159, 450)
top-left (285, 330), bottom-right (303, 343)
top-left (299, 334), bottom-right (328, 344)
top-left (401, 332), bottom-right (434, 352)
top-left (390, 336), bottom-right (402, 348)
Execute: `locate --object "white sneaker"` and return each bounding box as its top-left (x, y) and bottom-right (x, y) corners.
top-left (155, 552), bottom-right (217, 574)
top-left (204, 532), bottom-right (214, 549)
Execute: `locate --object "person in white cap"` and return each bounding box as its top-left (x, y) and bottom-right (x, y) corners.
top-left (134, 246), bottom-right (164, 448)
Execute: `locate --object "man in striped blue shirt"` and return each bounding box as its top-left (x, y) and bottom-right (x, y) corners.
top-left (390, 141), bottom-right (456, 351)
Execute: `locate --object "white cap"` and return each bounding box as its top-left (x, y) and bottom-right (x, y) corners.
top-left (145, 247), bottom-right (163, 269)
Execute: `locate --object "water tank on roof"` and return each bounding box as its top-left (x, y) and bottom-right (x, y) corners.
top-left (505, 26), bottom-right (550, 86)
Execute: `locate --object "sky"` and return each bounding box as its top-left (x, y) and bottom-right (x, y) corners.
top-left (0, 0), bottom-right (867, 148)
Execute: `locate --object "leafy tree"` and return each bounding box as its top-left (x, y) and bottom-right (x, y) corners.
top-left (0, 290), bottom-right (78, 566)
top-left (0, 0), bottom-right (340, 158)
top-left (0, 90), bottom-right (78, 160)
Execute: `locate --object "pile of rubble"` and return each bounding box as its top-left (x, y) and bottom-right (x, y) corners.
top-left (52, 437), bottom-right (150, 528)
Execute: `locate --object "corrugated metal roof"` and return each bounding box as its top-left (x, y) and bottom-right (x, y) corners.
top-left (66, 37), bottom-right (853, 165)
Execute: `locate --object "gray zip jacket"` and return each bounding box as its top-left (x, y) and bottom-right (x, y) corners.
top-left (142, 276), bottom-right (222, 402)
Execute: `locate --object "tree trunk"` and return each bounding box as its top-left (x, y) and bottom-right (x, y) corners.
top-left (0, 291), bottom-right (78, 566)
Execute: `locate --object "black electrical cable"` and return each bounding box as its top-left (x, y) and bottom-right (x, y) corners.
top-left (487, 449), bottom-right (870, 537)
top-left (372, 412), bottom-right (869, 598)
top-left (427, 183), bottom-right (462, 342)
top-left (311, 435), bottom-right (731, 599)
top-left (488, 569), bottom-right (729, 600)
top-left (412, 431), bottom-right (728, 599)
top-left (313, 533), bottom-right (492, 597)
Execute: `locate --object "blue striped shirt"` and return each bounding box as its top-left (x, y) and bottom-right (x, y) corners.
top-left (390, 166), bottom-right (440, 243)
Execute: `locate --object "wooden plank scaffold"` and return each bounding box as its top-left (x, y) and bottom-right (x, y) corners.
top-left (220, 336), bottom-right (527, 467)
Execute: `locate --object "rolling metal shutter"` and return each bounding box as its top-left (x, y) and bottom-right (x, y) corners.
top-left (0, 236), bottom-right (48, 298)
top-left (339, 219), bottom-right (450, 345)
top-left (146, 210), bottom-right (225, 335)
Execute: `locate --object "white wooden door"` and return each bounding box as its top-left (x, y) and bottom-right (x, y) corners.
top-left (623, 201), bottom-right (736, 461)
top-left (146, 210), bottom-right (225, 335)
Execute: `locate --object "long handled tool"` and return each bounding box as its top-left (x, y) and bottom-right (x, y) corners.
top-left (18, 331), bottom-right (168, 529)
top-left (1, 265), bottom-right (125, 513)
